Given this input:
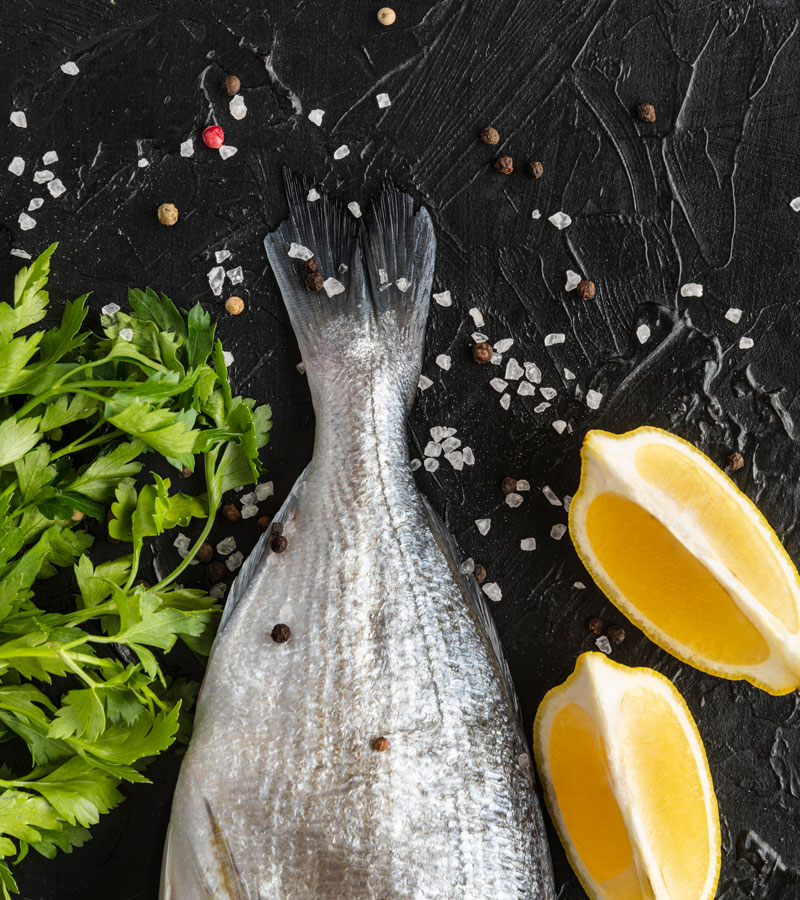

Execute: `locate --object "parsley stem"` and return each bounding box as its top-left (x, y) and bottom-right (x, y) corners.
top-left (50, 430), bottom-right (120, 461)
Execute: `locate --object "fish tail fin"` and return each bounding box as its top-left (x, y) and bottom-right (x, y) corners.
top-left (264, 169), bottom-right (435, 401)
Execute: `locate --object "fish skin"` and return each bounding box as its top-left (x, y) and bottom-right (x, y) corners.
top-left (161, 173), bottom-right (555, 900)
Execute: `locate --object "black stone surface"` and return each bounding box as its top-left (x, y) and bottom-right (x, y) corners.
top-left (3, 1), bottom-right (800, 898)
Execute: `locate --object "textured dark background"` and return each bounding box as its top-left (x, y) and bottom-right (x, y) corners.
top-left (3, 1), bottom-right (800, 898)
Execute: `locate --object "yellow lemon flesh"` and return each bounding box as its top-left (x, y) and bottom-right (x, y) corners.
top-left (534, 652), bottom-right (720, 900)
top-left (569, 426), bottom-right (800, 694)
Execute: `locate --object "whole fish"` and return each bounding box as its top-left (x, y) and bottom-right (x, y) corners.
top-left (160, 171), bottom-right (555, 899)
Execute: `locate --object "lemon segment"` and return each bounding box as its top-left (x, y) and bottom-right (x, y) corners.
top-left (569, 426), bottom-right (800, 694)
top-left (534, 653), bottom-right (720, 900)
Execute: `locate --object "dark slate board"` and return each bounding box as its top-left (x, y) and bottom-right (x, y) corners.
top-left (3, 1), bottom-right (800, 897)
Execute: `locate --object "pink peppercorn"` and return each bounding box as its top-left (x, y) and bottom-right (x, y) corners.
top-left (202, 125), bottom-right (225, 148)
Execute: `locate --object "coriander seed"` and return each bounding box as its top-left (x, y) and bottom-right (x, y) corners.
top-left (471, 341), bottom-right (493, 364)
top-left (728, 451), bottom-right (745, 471)
top-left (377, 7), bottom-right (396, 25)
top-left (480, 126), bottom-right (500, 145)
top-left (157, 203), bottom-right (179, 226)
top-left (576, 280), bottom-right (595, 300)
top-left (220, 74), bottom-right (241, 96)
top-left (225, 295), bottom-right (244, 315)
top-left (636, 103), bottom-right (656, 123)
top-left (373, 736), bottom-right (390, 751)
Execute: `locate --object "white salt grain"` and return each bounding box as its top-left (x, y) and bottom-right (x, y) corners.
top-left (227, 266), bottom-right (244, 284)
top-left (378, 268), bottom-right (389, 284)
top-left (520, 538), bottom-right (536, 551)
top-left (61, 61), bottom-right (80, 76)
top-left (240, 492), bottom-right (256, 506)
top-left (680, 282), bottom-right (703, 297)
top-left (542, 485), bottom-right (562, 506)
top-left (534, 402), bottom-right (551, 413)
top-left (517, 382), bottom-right (536, 396)
top-left (506, 492), bottom-right (523, 508)
top-left (138, 158), bottom-right (149, 168)
top-left (241, 503), bottom-right (260, 519)
top-left (544, 333), bottom-right (565, 346)
top-left (462, 446), bottom-right (475, 465)
top-left (563, 494), bottom-right (572, 511)
top-left (410, 458), bottom-right (421, 471)
top-left (471, 332), bottom-right (489, 343)
top-left (791, 198), bottom-right (800, 212)
top-left (424, 457), bottom-right (439, 472)
top-left (574, 581), bottom-right (586, 589)
top-left (222, 350), bottom-right (234, 366)
top-left (33, 170), bottom-right (54, 183)
top-left (230, 95), bottom-right (247, 120)
top-left (226, 551), bottom-right (244, 571)
top-left (308, 109), bottom-right (325, 126)
top-left (725, 308), bottom-right (742, 323)
top-left (10, 111), bottom-right (27, 128)
top-left (376, 93), bottom-right (391, 108)
top-left (396, 277), bottom-right (411, 292)
top-left (433, 290), bottom-right (452, 307)
top-left (424, 441), bottom-right (442, 457)
top-left (441, 436), bottom-right (461, 453)
top-left (445, 450), bottom-right (464, 470)
top-left (219, 145), bottom-right (238, 160)
top-left (287, 242), bottom-right (313, 260)
top-left (565, 270), bottom-right (581, 291)
top-left (216, 536), bottom-right (237, 556)
top-left (490, 378), bottom-right (508, 393)
top-left (51, 176), bottom-right (69, 195)
top-left (101, 303), bottom-right (120, 316)
top-left (550, 523), bottom-right (567, 540)
top-left (18, 213), bottom-right (36, 231)
top-left (307, 188), bottom-right (320, 202)
top-left (482, 582), bottom-right (502, 602)
top-left (173, 533), bottom-right (191, 551)
top-left (516, 480), bottom-right (530, 491)
top-left (208, 265), bottom-right (225, 295)
top-left (333, 144), bottom-right (350, 160)
top-left (180, 138), bottom-right (194, 157)
top-left (469, 308), bottom-right (485, 327)
top-left (215, 250), bottom-right (231, 263)
top-left (7, 157), bottom-right (24, 176)
top-left (348, 201), bottom-right (362, 218)
top-left (596, 635), bottom-right (612, 654)
top-left (540, 386), bottom-right (557, 400)
top-left (531, 209), bottom-right (541, 219)
top-left (586, 389), bottom-right (603, 410)
top-left (636, 324), bottom-right (651, 344)
top-left (119, 328), bottom-right (133, 342)
top-left (563, 368), bottom-right (575, 380)
top-left (548, 211), bottom-right (572, 229)
top-left (42, 150), bottom-right (58, 165)
top-left (494, 338), bottom-right (514, 353)
top-left (739, 336), bottom-right (754, 349)
top-left (210, 583), bottom-right (227, 600)
top-left (430, 426), bottom-right (447, 442)
top-left (440, 427), bottom-right (457, 438)
top-left (459, 558), bottom-right (475, 575)
top-left (418, 374), bottom-right (433, 391)
top-left (505, 358), bottom-right (524, 380)
top-left (255, 481), bottom-right (274, 501)
top-left (435, 354), bottom-right (451, 370)
top-left (28, 197), bottom-right (43, 211)
top-left (323, 277), bottom-right (345, 296)
top-left (552, 420), bottom-right (567, 434)
top-left (500, 393), bottom-right (511, 410)
top-left (524, 362), bottom-right (542, 383)
top-left (475, 517), bottom-right (491, 535)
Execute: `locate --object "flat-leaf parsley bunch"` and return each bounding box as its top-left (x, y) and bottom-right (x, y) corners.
top-left (0, 245), bottom-right (271, 897)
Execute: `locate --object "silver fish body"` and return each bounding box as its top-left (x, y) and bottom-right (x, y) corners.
top-left (161, 173), bottom-right (554, 899)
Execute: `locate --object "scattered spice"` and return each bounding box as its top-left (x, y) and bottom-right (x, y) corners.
top-left (377, 7), bottom-right (396, 25)
top-left (196, 542), bottom-right (214, 564)
top-left (727, 451), bottom-right (745, 472)
top-left (576, 280), bottom-right (596, 301)
top-left (471, 341), bottom-right (493, 364)
top-left (222, 502), bottom-right (241, 522)
top-left (527, 161), bottom-right (543, 179)
top-left (202, 125), bottom-right (225, 148)
top-left (220, 74), bottom-right (241, 96)
top-left (157, 203), bottom-right (179, 226)
top-left (588, 617), bottom-right (605, 635)
top-left (257, 515), bottom-right (272, 532)
top-left (179, 465), bottom-right (192, 478)
top-left (480, 126), bottom-right (500, 145)
top-left (373, 736), bottom-right (390, 752)
top-left (271, 522), bottom-right (284, 536)
top-left (225, 295), bottom-right (244, 315)
top-left (305, 271), bottom-right (324, 292)
top-left (636, 103), bottom-right (656, 123)
top-left (207, 560), bottom-right (227, 583)
top-left (493, 155), bottom-right (513, 175)
top-left (271, 623), bottom-right (292, 644)
top-left (607, 625), bottom-right (626, 645)
top-left (473, 563), bottom-right (487, 584)
top-left (304, 257), bottom-right (319, 273)
top-left (271, 534), bottom-right (288, 554)
top-left (501, 477), bottom-right (518, 495)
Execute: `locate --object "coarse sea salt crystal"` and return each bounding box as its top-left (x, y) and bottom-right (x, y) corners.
top-left (494, 338), bottom-right (514, 353)
top-left (323, 277), bottom-right (345, 296)
top-left (490, 378), bottom-right (507, 393)
top-left (308, 109), bottom-right (325, 126)
top-left (469, 308), bottom-right (485, 327)
top-left (424, 457), bottom-right (439, 472)
top-left (791, 198), bottom-right (800, 212)
top-left (173, 533), bottom-right (191, 550)
top-left (8, 157), bottom-right (24, 176)
top-left (288, 242), bottom-right (313, 260)
top-left (563, 368), bottom-right (575, 380)
top-left (462, 446), bottom-right (475, 465)
top-left (739, 336), bottom-right (754, 349)
top-left (520, 537), bottom-right (536, 551)
top-left (333, 144), bottom-right (350, 160)
top-left (307, 188), bottom-right (320, 202)
top-left (338, 263), bottom-right (348, 274)
top-left (441, 436), bottom-right (461, 452)
top-left (61, 61), bottom-right (79, 75)
top-left (210, 583), bottom-right (227, 600)
top-left (482, 582), bottom-right (502, 602)
top-left (227, 266), bottom-right (244, 284)
top-left (563, 494), bottom-right (572, 511)
top-left (410, 458), bottom-right (421, 471)
top-left (531, 209), bottom-right (541, 219)
top-left (551, 523), bottom-right (567, 540)
top-left (208, 265), bottom-right (225, 295)
top-left (445, 450), bottom-right (464, 470)
top-left (552, 419), bottom-right (567, 434)
top-left (516, 480), bottom-right (530, 491)
top-left (18, 213), bottom-right (36, 231)
top-left (565, 270), bottom-right (581, 291)
top-left (255, 481), bottom-right (274, 501)
top-left (138, 158), bottom-right (149, 168)
top-left (636, 324), bottom-right (651, 344)
top-left (216, 536), bottom-right (237, 556)
top-left (440, 427), bottom-right (457, 438)
top-left (28, 197), bottom-right (43, 211)
top-left (524, 362), bottom-right (541, 383)
top-left (396, 277), bottom-right (411, 292)
top-left (548, 211), bottom-right (571, 229)
top-left (215, 249), bottom-right (231, 263)
top-left (424, 441), bottom-right (442, 457)
top-left (534, 401), bottom-right (551, 413)
top-left (490, 354), bottom-right (502, 365)
top-left (219, 145), bottom-right (238, 160)
top-left (500, 393), bottom-right (511, 410)
top-left (376, 92), bottom-right (391, 108)
top-left (544, 333), bottom-right (565, 346)
top-left (680, 282), bottom-right (703, 297)
top-left (506, 492), bottom-right (523, 508)
top-left (460, 558), bottom-right (475, 575)
top-left (542, 485), bottom-right (562, 506)
top-left (101, 303), bottom-right (120, 316)
top-left (505, 358), bottom-right (523, 380)
top-left (725, 308), bottom-right (742, 323)
top-left (475, 518), bottom-right (491, 535)
top-left (586, 389), bottom-right (603, 409)
top-left (10, 111), bottom-right (27, 128)
top-left (418, 374), bottom-right (433, 390)
top-left (222, 350), bottom-right (234, 366)
top-left (433, 290), bottom-right (452, 307)
top-left (472, 332), bottom-right (489, 342)
top-left (180, 138), bottom-right (194, 157)
top-left (574, 581), bottom-right (586, 589)
top-left (230, 95), bottom-right (247, 120)
top-left (242, 507), bottom-right (260, 521)
top-left (348, 201), bottom-right (362, 218)
top-left (34, 170), bottom-right (54, 183)
top-left (596, 635), bottom-right (613, 654)
top-left (540, 386), bottom-right (557, 400)
top-left (518, 382), bottom-right (536, 396)
top-left (435, 354), bottom-right (451, 370)
top-left (47, 178), bottom-right (66, 198)
top-left (42, 150), bottom-right (58, 165)
top-left (226, 551), bottom-right (244, 571)
top-left (119, 328), bottom-right (133, 341)
top-left (240, 492), bottom-right (256, 506)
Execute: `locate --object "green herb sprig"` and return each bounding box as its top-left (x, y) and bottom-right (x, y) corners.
top-left (0, 245), bottom-right (271, 897)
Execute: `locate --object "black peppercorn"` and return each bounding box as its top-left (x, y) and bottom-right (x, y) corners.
top-left (576, 280), bottom-right (596, 301)
top-left (222, 502), bottom-right (241, 522)
top-left (220, 74), bottom-right (241, 96)
top-left (271, 623), bottom-right (291, 643)
top-left (305, 271), bottom-right (324, 292)
top-left (471, 341), bottom-right (493, 364)
top-left (607, 624), bottom-right (626, 645)
top-left (588, 617), bottom-right (605, 635)
top-left (480, 126), bottom-right (500, 145)
top-left (528, 161), bottom-right (543, 179)
top-left (473, 563), bottom-right (487, 584)
top-left (207, 560), bottom-right (227, 583)
top-left (196, 542), bottom-right (214, 564)
top-left (636, 103), bottom-right (656, 123)
top-left (493, 155), bottom-right (513, 175)
top-left (501, 477), bottom-right (518, 495)
top-left (727, 451), bottom-right (745, 471)
top-left (271, 534), bottom-right (288, 554)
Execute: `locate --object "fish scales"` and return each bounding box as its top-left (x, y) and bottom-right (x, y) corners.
top-left (161, 171), bottom-right (554, 899)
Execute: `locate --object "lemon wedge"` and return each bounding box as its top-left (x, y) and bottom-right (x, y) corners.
top-left (534, 652), bottom-right (720, 900)
top-left (569, 426), bottom-right (800, 695)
